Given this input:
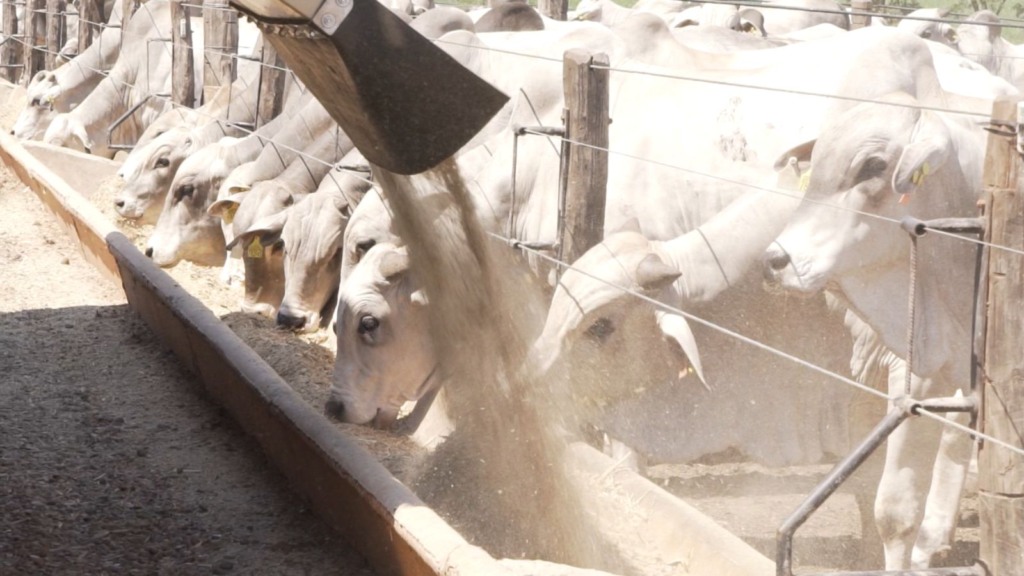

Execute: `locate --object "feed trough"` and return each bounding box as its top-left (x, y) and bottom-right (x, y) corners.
top-left (0, 80), bottom-right (774, 576)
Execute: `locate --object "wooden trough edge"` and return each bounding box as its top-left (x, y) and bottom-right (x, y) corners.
top-left (0, 130), bottom-right (507, 576)
top-left (2, 128), bottom-right (777, 576)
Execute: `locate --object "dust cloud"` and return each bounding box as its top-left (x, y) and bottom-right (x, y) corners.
top-left (374, 160), bottom-right (626, 571)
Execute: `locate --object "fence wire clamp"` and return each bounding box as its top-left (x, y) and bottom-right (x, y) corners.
top-left (899, 215), bottom-right (986, 238)
top-left (514, 124), bottom-right (565, 138)
top-left (983, 119), bottom-right (1017, 138)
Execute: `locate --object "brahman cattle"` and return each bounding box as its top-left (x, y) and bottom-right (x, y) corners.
top-left (762, 91), bottom-right (983, 569)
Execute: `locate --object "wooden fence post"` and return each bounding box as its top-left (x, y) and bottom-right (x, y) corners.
top-left (538, 0), bottom-right (566, 21)
top-left (45, 0), bottom-right (66, 68)
top-left (979, 96), bottom-right (1024, 575)
top-left (202, 0), bottom-right (238, 102)
top-left (22, 0), bottom-right (47, 84)
top-left (77, 0), bottom-right (103, 55)
top-left (1, 0), bottom-right (21, 83)
top-left (255, 41), bottom-right (285, 128)
top-left (558, 49), bottom-right (609, 267)
top-left (170, 0), bottom-right (194, 107)
top-left (850, 0), bottom-right (872, 29)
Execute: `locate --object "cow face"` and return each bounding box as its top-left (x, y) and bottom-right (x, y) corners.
top-left (215, 182), bottom-right (297, 318)
top-left (235, 191), bottom-right (350, 332)
top-left (531, 232), bottom-right (705, 416)
top-left (340, 191), bottom-right (401, 285)
top-left (763, 93), bottom-right (963, 297)
top-left (13, 71), bottom-right (60, 140)
top-left (146, 155), bottom-right (227, 268)
top-left (328, 244), bottom-right (435, 427)
top-left (114, 127), bottom-right (194, 223)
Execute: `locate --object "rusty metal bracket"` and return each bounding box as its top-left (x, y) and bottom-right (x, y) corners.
top-left (776, 394), bottom-right (980, 576)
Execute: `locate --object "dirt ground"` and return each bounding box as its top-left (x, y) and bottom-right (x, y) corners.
top-left (0, 167), bottom-right (376, 575)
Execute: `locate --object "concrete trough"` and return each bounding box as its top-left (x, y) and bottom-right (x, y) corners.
top-left (1, 126), bottom-right (775, 576)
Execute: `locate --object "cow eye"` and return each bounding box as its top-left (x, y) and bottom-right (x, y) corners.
top-left (358, 315), bottom-right (380, 335)
top-left (173, 184), bottom-right (194, 202)
top-left (855, 157), bottom-right (888, 183)
top-left (921, 29), bottom-right (932, 38)
top-left (355, 239), bottom-right (376, 258)
top-left (155, 157), bottom-right (170, 168)
top-left (585, 317), bottom-right (615, 342)
top-left (30, 97), bottom-right (40, 107)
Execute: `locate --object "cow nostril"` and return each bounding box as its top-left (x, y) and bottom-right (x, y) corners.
top-left (767, 252), bottom-right (791, 272)
top-left (324, 397), bottom-right (345, 421)
top-left (276, 312), bottom-right (306, 330)
top-left (144, 247), bottom-right (154, 258)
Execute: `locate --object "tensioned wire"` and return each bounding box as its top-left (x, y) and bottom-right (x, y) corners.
top-left (491, 229), bottom-right (1024, 459)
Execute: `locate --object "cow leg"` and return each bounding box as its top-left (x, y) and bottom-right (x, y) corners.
top-left (875, 366), bottom-right (941, 569)
top-left (910, 392), bottom-right (972, 568)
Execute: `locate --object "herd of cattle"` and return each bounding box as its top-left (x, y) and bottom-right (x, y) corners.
top-left (10, 0), bottom-right (1024, 569)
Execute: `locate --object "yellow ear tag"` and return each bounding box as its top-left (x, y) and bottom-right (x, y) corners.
top-left (798, 168), bottom-right (812, 192)
top-left (247, 237), bottom-right (264, 259)
top-left (223, 204), bottom-right (238, 225)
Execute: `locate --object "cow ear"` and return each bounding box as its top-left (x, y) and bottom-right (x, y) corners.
top-left (237, 209), bottom-right (290, 249)
top-left (614, 217), bottom-right (642, 234)
top-left (70, 121), bottom-right (93, 153)
top-left (892, 114), bottom-right (951, 196)
top-left (773, 139), bottom-right (815, 172)
top-left (635, 253), bottom-right (681, 293)
top-left (656, 311), bottom-right (708, 390)
top-left (410, 289), bottom-right (429, 306)
top-left (420, 192), bottom-right (454, 223)
top-left (736, 8), bottom-right (766, 36)
top-left (379, 249), bottom-right (410, 280)
top-left (208, 192), bottom-right (247, 222)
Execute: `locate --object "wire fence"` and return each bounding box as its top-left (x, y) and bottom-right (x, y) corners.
top-left (7, 0), bottom-right (1024, 461)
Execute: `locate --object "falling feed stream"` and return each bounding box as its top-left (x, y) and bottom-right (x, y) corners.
top-left (374, 161), bottom-right (627, 571)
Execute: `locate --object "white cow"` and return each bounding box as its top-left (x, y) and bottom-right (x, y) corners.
top-left (43, 0), bottom-right (203, 157)
top-left (326, 22), bottom-right (993, 429)
top-left (144, 89), bottom-right (315, 268)
top-left (955, 9), bottom-right (1024, 90)
top-left (762, 91), bottom-right (982, 569)
top-left (113, 56), bottom-right (267, 224)
top-left (207, 125), bottom-right (354, 317)
top-left (12, 0), bottom-right (123, 140)
top-left (897, 8), bottom-right (958, 49)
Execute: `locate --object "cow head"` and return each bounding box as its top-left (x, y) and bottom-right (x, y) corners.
top-left (213, 182), bottom-right (299, 318)
top-left (233, 190), bottom-right (351, 332)
top-left (763, 92), bottom-right (970, 297)
top-left (898, 9), bottom-right (958, 48)
top-left (146, 151), bottom-right (229, 268)
top-left (955, 10), bottom-right (1001, 74)
top-left (114, 126), bottom-right (196, 223)
top-left (13, 71), bottom-right (60, 140)
top-left (531, 230), bottom-right (705, 417)
top-left (328, 243), bottom-right (436, 427)
top-left (340, 191), bottom-right (401, 285)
